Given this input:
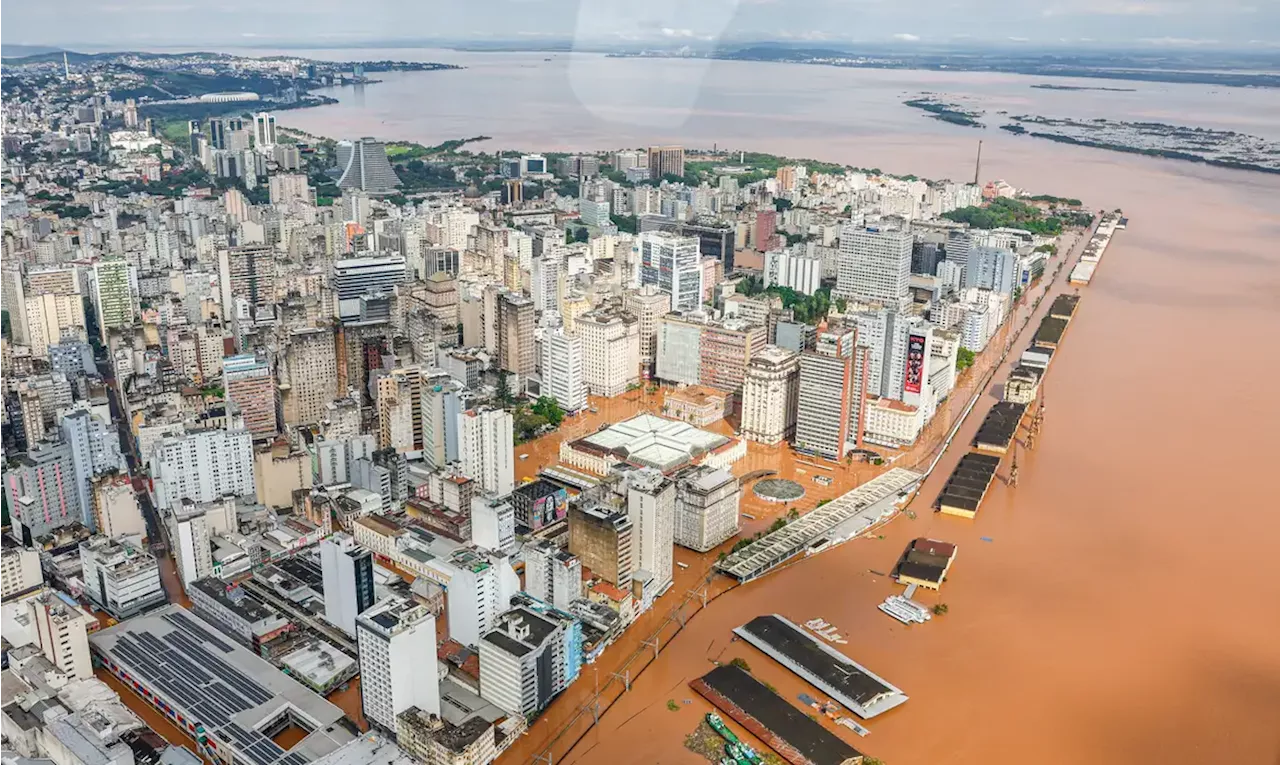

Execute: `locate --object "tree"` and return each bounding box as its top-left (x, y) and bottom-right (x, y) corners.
top-left (531, 396), bottom-right (565, 428)
top-left (495, 371), bottom-right (514, 409)
top-left (932, 603), bottom-right (950, 616)
top-left (774, 197), bottom-right (793, 212)
top-left (786, 507), bottom-right (799, 521)
top-left (729, 657), bottom-right (751, 672)
top-left (956, 347), bottom-right (976, 371)
top-left (574, 227), bottom-right (589, 243)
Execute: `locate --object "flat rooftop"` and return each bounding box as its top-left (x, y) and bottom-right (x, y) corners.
top-left (90, 605), bottom-right (351, 765)
top-left (570, 413), bottom-right (736, 473)
top-left (733, 614), bottom-right (908, 719)
top-left (1048, 294), bottom-right (1080, 320)
top-left (936, 452), bottom-right (1001, 513)
top-left (1033, 316), bottom-right (1069, 347)
top-left (692, 665), bottom-right (863, 765)
top-left (973, 402), bottom-right (1028, 452)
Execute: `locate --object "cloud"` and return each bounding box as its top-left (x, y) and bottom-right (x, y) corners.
top-left (1138, 36), bottom-right (1221, 45)
top-left (892, 33), bottom-right (920, 42)
top-left (1008, 36), bottom-right (1030, 42)
top-left (661, 28), bottom-right (696, 38)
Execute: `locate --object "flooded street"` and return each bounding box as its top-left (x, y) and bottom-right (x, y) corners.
top-left (226, 48), bottom-right (1279, 763)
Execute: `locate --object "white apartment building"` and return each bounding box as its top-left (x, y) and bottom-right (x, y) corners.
top-left (478, 607), bottom-right (570, 718)
top-left (79, 536), bottom-right (166, 619)
top-left (522, 540), bottom-right (582, 611)
top-left (168, 497), bottom-right (237, 589)
top-left (320, 532), bottom-right (376, 636)
top-left (740, 346), bottom-right (800, 445)
top-left (626, 468), bottom-right (675, 597)
top-left (623, 285), bottom-right (671, 373)
top-left (1, 546), bottom-right (43, 598)
top-left (458, 408), bottom-right (514, 498)
top-left (24, 292), bottom-right (87, 358)
top-left (150, 428), bottom-right (255, 513)
top-left (442, 548), bottom-right (519, 648)
top-left (835, 225), bottom-right (913, 308)
top-left (357, 596), bottom-right (441, 729)
top-left (576, 307), bottom-right (640, 397)
top-left (540, 327), bottom-right (587, 413)
top-left (763, 248), bottom-right (822, 296)
top-left (472, 496), bottom-right (516, 555)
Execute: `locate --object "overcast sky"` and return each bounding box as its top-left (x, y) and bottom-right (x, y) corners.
top-left (2, 0), bottom-right (1275, 50)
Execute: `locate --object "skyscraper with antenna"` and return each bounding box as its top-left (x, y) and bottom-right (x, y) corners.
top-left (974, 140), bottom-right (983, 186)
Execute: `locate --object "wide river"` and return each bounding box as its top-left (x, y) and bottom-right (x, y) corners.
top-left (254, 49), bottom-right (1280, 764)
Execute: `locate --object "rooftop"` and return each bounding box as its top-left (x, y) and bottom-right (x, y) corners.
top-left (571, 414), bottom-right (735, 473)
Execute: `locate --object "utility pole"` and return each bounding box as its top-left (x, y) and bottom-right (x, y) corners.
top-left (1009, 448), bottom-right (1019, 488)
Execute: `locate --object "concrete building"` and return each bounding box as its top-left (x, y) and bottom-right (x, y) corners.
top-left (478, 606), bottom-right (578, 718)
top-left (654, 314), bottom-right (703, 387)
top-left (91, 475), bottom-right (145, 540)
top-left (662, 386), bottom-right (730, 427)
top-left (150, 428), bottom-right (255, 513)
top-left (471, 496), bottom-right (516, 555)
top-left (279, 327), bottom-right (338, 427)
top-left (167, 498), bottom-right (236, 589)
top-left (646, 145), bottom-right (684, 180)
top-left (320, 532), bottom-right (375, 636)
top-left (332, 255), bottom-right (406, 321)
top-left (223, 354), bottom-right (277, 441)
top-left (92, 258), bottom-right (136, 340)
top-left (639, 232), bottom-right (702, 312)
top-left (357, 596), bottom-right (441, 729)
top-left (5, 440), bottom-right (82, 544)
top-left (672, 466), bottom-right (740, 553)
top-left (189, 578), bottom-right (291, 648)
top-left (24, 292), bottom-right (87, 359)
top-left (740, 346), bottom-right (800, 445)
top-left (964, 245), bottom-right (1018, 295)
top-left (623, 285), bottom-right (671, 376)
top-left (794, 327), bottom-right (857, 460)
top-left (397, 709), bottom-right (498, 765)
top-left (217, 244), bottom-right (275, 321)
top-left (763, 248), bottom-right (822, 295)
top-left (335, 137), bottom-right (402, 194)
top-left (626, 468), bottom-right (675, 597)
top-left (523, 540), bottom-right (582, 611)
top-left (79, 536), bottom-right (166, 619)
top-left (497, 293), bottom-right (535, 379)
top-left (835, 225), bottom-right (913, 308)
top-left (458, 408), bottom-right (514, 498)
top-left (540, 327), bottom-right (587, 414)
top-left (1, 545), bottom-right (43, 598)
top-left (60, 407), bottom-right (126, 530)
top-left (576, 307), bottom-right (640, 397)
top-left (26, 588), bottom-right (96, 680)
top-left (444, 548), bottom-right (519, 649)
top-left (568, 502), bottom-right (634, 588)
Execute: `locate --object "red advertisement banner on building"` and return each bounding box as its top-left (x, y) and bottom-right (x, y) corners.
top-left (904, 334), bottom-right (926, 394)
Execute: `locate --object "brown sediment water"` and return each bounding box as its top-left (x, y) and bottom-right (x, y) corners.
top-left (232, 49), bottom-right (1280, 763)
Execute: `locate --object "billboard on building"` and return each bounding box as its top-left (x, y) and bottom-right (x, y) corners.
top-left (904, 334), bottom-right (926, 394)
top-left (531, 487), bottom-right (569, 530)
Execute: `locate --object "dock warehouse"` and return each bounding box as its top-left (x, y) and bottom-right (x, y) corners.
top-left (936, 452), bottom-right (1001, 519)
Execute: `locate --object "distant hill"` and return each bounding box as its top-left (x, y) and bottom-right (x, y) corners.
top-left (1, 44), bottom-right (70, 59)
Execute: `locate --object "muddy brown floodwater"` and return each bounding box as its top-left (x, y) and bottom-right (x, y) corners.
top-left (225, 49), bottom-right (1280, 764)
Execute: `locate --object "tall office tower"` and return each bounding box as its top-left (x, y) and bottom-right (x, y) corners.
top-left (646, 145), bottom-right (685, 179)
top-left (253, 112), bottom-right (277, 149)
top-left (530, 252), bottom-right (562, 312)
top-left (459, 407), bottom-right (515, 498)
top-left (92, 258), bottom-right (135, 339)
top-left (445, 548), bottom-right (519, 648)
top-left (218, 244), bottom-right (275, 319)
top-left (740, 345), bottom-right (801, 445)
top-left (793, 327), bottom-right (857, 460)
top-left (963, 245), bottom-right (1018, 295)
top-left (357, 596), bottom-right (441, 728)
top-left (207, 117), bottom-right (227, 150)
top-left (1, 546), bottom-right (43, 598)
top-left (24, 292), bottom-right (87, 359)
top-left (2, 264), bottom-right (29, 344)
top-left (626, 468), bottom-right (675, 597)
top-left (149, 428), bottom-right (255, 512)
top-left (60, 408), bottom-right (126, 530)
top-left (5, 440), bottom-right (82, 544)
top-left (320, 532), bottom-right (375, 636)
top-left (639, 232), bottom-right (703, 312)
top-left (623, 285), bottom-right (671, 375)
top-left (576, 307), bottom-right (640, 397)
top-left (540, 327), bottom-right (587, 414)
top-left (223, 354), bottom-right (277, 440)
top-left (497, 293), bottom-right (535, 378)
top-left (945, 229), bottom-right (973, 271)
top-left (579, 198), bottom-right (610, 228)
top-left (672, 466), bottom-right (740, 553)
top-left (331, 255), bottom-right (406, 322)
top-left (268, 173), bottom-right (310, 205)
top-left (335, 137), bottom-right (402, 194)
top-left (523, 540), bottom-right (582, 611)
top-left (279, 328), bottom-right (338, 427)
top-left (479, 607), bottom-right (576, 718)
top-left (421, 374), bottom-right (464, 468)
top-left (122, 98), bottom-right (139, 128)
top-left (835, 225), bottom-right (913, 308)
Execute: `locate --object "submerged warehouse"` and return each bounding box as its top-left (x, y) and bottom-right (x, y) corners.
top-left (936, 452), bottom-right (1001, 518)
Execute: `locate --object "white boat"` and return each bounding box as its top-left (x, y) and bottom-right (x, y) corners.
top-left (878, 602), bottom-right (915, 625)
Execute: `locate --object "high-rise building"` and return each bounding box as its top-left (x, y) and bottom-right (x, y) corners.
top-left (646, 145), bottom-right (685, 180)
top-left (835, 225), bottom-right (913, 308)
top-left (377, 370), bottom-right (419, 453)
top-left (540, 327), bottom-right (587, 414)
top-left (639, 232), bottom-right (702, 312)
top-left (335, 137), bottom-right (402, 194)
top-left (253, 112), bottom-right (277, 149)
top-left (497, 293), bottom-right (535, 378)
top-left (698, 317), bottom-right (768, 400)
top-left (218, 244), bottom-right (275, 320)
top-left (530, 251), bottom-right (562, 313)
top-left (458, 408), bottom-right (514, 498)
top-left (268, 173), bottom-right (310, 205)
top-left (207, 117), bottom-right (227, 150)
top-left (332, 255), bottom-right (406, 322)
top-left (964, 245), bottom-right (1018, 295)
top-left (763, 248), bottom-right (822, 296)
top-left (1, 546), bottom-right (43, 598)
top-left (92, 259), bottom-right (135, 339)
top-left (444, 548), bottom-right (519, 648)
top-left (672, 466), bottom-right (740, 553)
top-left (223, 354), bottom-right (277, 440)
top-left (754, 209), bottom-right (778, 252)
top-left (24, 292), bottom-right (87, 359)
top-left (79, 536), bottom-right (166, 619)
top-left (626, 468), bottom-right (675, 597)
top-left (357, 596), bottom-right (441, 729)
top-left (278, 328), bottom-right (338, 427)
top-left (321, 532), bottom-right (376, 636)
top-left (623, 286), bottom-right (671, 375)
top-left (638, 216), bottom-right (737, 273)
top-left (149, 428), bottom-right (256, 513)
top-left (28, 588), bottom-right (95, 680)
top-left (5, 440), bottom-right (81, 544)
top-left (568, 502), bottom-right (634, 587)
top-left (576, 307), bottom-right (640, 397)
top-left (60, 407), bottom-right (126, 529)
top-left (740, 346), bottom-right (800, 445)
top-left (794, 327), bottom-right (857, 460)
top-left (472, 496), bottom-right (516, 555)
top-left (523, 540), bottom-right (582, 611)
top-left (91, 475), bottom-right (145, 539)
top-left (479, 607), bottom-right (577, 718)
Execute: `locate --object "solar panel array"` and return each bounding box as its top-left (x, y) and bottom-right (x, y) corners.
top-left (104, 612), bottom-right (310, 765)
